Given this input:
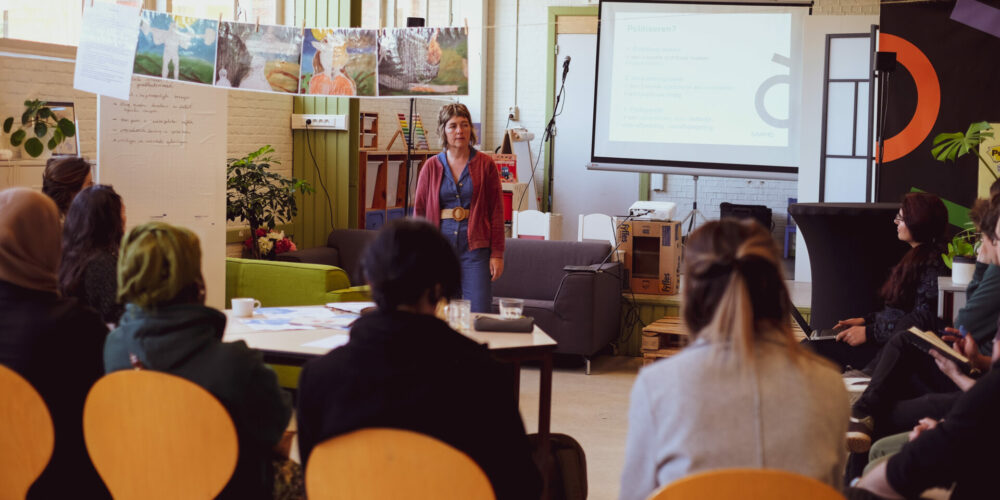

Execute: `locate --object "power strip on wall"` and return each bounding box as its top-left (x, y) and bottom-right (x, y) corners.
top-left (290, 114), bottom-right (347, 130)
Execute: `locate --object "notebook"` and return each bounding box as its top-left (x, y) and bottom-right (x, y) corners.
top-left (790, 306), bottom-right (844, 341)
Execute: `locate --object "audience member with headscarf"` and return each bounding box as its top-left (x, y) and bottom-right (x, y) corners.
top-left (619, 219), bottom-right (848, 500)
top-left (42, 156), bottom-right (93, 217)
top-left (59, 185), bottom-right (126, 325)
top-left (103, 222), bottom-right (291, 500)
top-left (0, 188), bottom-right (110, 499)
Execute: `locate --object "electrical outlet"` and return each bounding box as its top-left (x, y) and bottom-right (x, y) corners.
top-left (508, 106), bottom-right (519, 121)
top-left (291, 114), bottom-right (347, 130)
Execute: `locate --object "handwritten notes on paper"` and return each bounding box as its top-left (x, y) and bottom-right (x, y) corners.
top-left (74, 3), bottom-right (141, 100)
top-left (107, 80), bottom-right (196, 146)
top-left (99, 78), bottom-right (226, 307)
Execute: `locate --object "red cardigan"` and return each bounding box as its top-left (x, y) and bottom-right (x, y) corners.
top-left (413, 151), bottom-right (505, 258)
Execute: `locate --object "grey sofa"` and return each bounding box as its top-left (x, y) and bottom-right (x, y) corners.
top-left (276, 228), bottom-right (376, 286)
top-left (492, 239), bottom-right (622, 369)
top-left (280, 230), bottom-right (624, 369)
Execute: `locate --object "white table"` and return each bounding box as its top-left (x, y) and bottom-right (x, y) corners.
top-left (221, 305), bottom-right (559, 492)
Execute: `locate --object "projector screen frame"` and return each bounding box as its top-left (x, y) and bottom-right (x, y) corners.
top-left (591, 0), bottom-right (814, 179)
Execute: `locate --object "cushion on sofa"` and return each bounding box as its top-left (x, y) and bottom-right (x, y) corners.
top-left (225, 258), bottom-right (353, 307)
top-left (493, 239), bottom-right (612, 301)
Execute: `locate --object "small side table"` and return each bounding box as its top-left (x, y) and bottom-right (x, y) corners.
top-left (938, 276), bottom-right (968, 325)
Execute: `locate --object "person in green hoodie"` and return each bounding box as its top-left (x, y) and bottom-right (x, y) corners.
top-left (103, 222), bottom-right (291, 500)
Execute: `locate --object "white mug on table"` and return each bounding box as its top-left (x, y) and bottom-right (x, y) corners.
top-left (232, 297), bottom-right (261, 318)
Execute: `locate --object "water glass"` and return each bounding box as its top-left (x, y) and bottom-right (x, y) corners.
top-left (499, 298), bottom-right (524, 319)
top-left (447, 299), bottom-right (472, 332)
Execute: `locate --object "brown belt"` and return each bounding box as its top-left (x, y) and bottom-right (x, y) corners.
top-left (441, 207), bottom-right (468, 222)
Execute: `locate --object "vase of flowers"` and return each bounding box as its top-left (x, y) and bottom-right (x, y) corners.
top-left (244, 228), bottom-right (298, 259)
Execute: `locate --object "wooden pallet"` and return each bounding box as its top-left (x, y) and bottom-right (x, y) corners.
top-left (640, 314), bottom-right (807, 362)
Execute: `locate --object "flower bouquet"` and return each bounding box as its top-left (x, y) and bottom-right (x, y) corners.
top-left (245, 228), bottom-right (297, 259)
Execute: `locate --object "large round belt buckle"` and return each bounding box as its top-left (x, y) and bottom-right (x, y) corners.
top-left (452, 206), bottom-right (468, 222)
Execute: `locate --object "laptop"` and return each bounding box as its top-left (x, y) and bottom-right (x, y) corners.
top-left (790, 306), bottom-right (844, 341)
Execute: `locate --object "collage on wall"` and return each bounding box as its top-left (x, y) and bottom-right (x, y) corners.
top-left (129, 10), bottom-right (467, 97)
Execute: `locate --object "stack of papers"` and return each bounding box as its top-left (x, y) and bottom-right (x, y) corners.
top-left (239, 307), bottom-right (359, 331)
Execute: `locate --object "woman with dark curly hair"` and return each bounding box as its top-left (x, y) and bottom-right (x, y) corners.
top-left (59, 185), bottom-right (126, 325)
top-left (806, 192), bottom-right (948, 372)
top-left (42, 156), bottom-right (93, 217)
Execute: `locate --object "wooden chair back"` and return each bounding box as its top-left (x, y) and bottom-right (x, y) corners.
top-left (83, 370), bottom-right (238, 500)
top-left (305, 428), bottom-right (495, 500)
top-left (646, 468), bottom-right (844, 500)
top-left (578, 213), bottom-right (616, 247)
top-left (513, 209), bottom-right (552, 240)
top-left (0, 364), bottom-right (54, 500)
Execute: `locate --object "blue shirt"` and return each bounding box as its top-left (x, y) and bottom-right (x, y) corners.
top-left (438, 149), bottom-right (475, 250)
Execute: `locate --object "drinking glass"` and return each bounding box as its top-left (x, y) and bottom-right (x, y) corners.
top-left (499, 298), bottom-right (524, 319)
top-left (447, 299), bottom-right (472, 331)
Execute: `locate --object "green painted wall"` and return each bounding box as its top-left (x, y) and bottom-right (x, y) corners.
top-left (290, 0), bottom-right (361, 249)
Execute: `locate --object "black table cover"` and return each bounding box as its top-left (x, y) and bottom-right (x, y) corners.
top-left (789, 203), bottom-right (910, 330)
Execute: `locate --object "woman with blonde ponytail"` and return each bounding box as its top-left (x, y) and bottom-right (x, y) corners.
top-left (620, 220), bottom-right (849, 500)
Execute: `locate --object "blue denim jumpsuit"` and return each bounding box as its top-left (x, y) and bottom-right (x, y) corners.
top-left (438, 150), bottom-right (492, 313)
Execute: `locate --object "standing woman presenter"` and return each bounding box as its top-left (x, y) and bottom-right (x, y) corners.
top-left (413, 103), bottom-right (504, 313)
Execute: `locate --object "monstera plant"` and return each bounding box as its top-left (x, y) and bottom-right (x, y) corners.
top-left (932, 121), bottom-right (997, 180)
top-left (2, 100), bottom-right (76, 158)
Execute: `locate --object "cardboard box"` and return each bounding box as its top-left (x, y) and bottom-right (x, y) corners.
top-left (619, 220), bottom-right (682, 295)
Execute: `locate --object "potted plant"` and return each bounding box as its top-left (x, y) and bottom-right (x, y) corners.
top-left (932, 121), bottom-right (996, 180)
top-left (2, 100), bottom-right (76, 158)
top-left (942, 225), bottom-right (978, 285)
top-left (226, 145), bottom-right (313, 259)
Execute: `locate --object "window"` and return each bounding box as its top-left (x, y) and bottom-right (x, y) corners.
top-left (360, 0), bottom-right (454, 28)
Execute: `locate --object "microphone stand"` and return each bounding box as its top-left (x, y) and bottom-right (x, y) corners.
top-left (403, 97), bottom-right (415, 212)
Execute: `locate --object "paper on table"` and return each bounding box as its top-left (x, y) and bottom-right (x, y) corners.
top-left (302, 334), bottom-right (350, 349)
top-left (326, 302), bottom-right (376, 314)
top-left (74, 3), bottom-right (142, 100)
top-left (239, 318), bottom-right (316, 331)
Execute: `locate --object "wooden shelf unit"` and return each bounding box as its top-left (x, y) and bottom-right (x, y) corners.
top-left (358, 150), bottom-right (435, 230)
top-left (360, 112), bottom-right (379, 150)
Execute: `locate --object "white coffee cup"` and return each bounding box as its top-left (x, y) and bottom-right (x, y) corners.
top-left (232, 297), bottom-right (261, 318)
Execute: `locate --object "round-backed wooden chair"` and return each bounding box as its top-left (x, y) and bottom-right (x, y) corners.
top-left (82, 370), bottom-right (238, 500)
top-left (0, 364), bottom-right (54, 500)
top-left (306, 428), bottom-right (495, 500)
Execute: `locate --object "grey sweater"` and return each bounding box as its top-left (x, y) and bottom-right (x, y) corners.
top-left (620, 333), bottom-right (849, 500)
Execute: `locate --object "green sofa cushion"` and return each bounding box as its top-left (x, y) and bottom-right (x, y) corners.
top-left (225, 257), bottom-right (358, 308)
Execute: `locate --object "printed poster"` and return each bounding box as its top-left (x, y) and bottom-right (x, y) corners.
top-left (134, 11), bottom-right (218, 85)
top-left (300, 28), bottom-right (377, 96)
top-left (377, 27), bottom-right (468, 96)
top-left (214, 22), bottom-right (303, 94)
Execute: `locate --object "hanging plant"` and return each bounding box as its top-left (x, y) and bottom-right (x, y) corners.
top-left (2, 100), bottom-right (77, 158)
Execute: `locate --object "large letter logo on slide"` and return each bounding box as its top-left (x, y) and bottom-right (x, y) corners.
top-left (754, 54), bottom-right (791, 128)
top-left (878, 33), bottom-right (940, 164)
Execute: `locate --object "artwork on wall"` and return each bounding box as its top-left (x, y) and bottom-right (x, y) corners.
top-left (300, 28), bottom-right (378, 96)
top-left (377, 27), bottom-right (468, 96)
top-left (79, 6), bottom-right (469, 99)
top-left (215, 22), bottom-right (303, 94)
top-left (134, 11), bottom-right (218, 85)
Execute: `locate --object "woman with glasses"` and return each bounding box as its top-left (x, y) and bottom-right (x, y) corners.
top-left (805, 192), bottom-right (948, 373)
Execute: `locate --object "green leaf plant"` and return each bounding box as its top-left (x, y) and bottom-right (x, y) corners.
top-left (226, 145), bottom-right (314, 259)
top-left (2, 100), bottom-right (76, 158)
top-left (942, 223), bottom-right (978, 269)
top-left (931, 121), bottom-right (997, 180)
